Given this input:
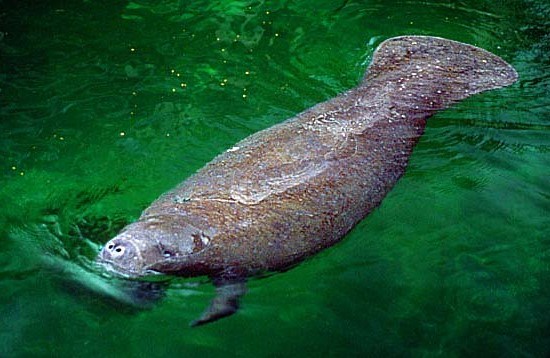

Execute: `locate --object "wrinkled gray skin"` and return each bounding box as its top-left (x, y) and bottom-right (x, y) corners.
top-left (98, 36), bottom-right (518, 326)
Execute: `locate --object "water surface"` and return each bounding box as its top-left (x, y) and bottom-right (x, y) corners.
top-left (1, 0), bottom-right (549, 356)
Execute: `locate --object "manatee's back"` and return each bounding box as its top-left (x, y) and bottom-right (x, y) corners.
top-left (144, 36), bottom-right (517, 275)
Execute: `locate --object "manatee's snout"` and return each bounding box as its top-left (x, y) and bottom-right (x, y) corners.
top-left (103, 239), bottom-right (131, 258)
top-left (99, 237), bottom-right (145, 276)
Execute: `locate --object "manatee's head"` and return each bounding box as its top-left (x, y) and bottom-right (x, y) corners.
top-left (98, 229), bottom-right (158, 277)
top-left (97, 217), bottom-right (213, 277)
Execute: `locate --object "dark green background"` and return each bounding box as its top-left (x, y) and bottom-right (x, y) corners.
top-left (1, 0), bottom-right (548, 356)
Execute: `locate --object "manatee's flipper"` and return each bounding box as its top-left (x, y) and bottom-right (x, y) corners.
top-left (191, 280), bottom-right (247, 327)
top-left (362, 36), bottom-right (518, 114)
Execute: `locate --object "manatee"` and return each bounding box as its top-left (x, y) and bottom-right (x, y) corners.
top-left (97, 36), bottom-right (518, 326)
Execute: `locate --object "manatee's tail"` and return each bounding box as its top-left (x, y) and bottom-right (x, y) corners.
top-left (361, 36), bottom-right (518, 112)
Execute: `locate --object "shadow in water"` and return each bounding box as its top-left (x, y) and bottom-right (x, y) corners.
top-left (45, 256), bottom-right (168, 314)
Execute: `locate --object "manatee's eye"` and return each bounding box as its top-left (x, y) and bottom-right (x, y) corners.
top-left (162, 250), bottom-right (174, 258)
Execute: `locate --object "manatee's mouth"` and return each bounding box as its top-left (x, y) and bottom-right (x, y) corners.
top-left (95, 256), bottom-right (139, 278)
top-left (95, 252), bottom-right (166, 280)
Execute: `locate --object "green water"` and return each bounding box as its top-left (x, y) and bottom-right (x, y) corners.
top-left (1, 0), bottom-right (548, 356)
